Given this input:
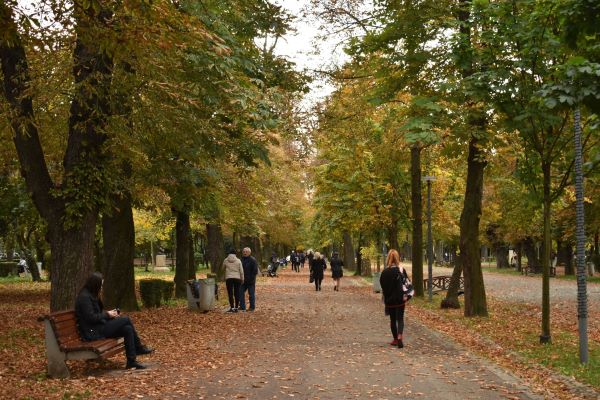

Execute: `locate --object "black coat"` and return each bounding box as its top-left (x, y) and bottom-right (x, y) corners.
top-left (310, 258), bottom-right (327, 279)
top-left (241, 256), bottom-right (259, 285)
top-left (330, 258), bottom-right (344, 278)
top-left (75, 288), bottom-right (108, 340)
top-left (379, 266), bottom-right (409, 308)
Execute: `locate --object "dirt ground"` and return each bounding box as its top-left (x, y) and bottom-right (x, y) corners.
top-left (2, 266), bottom-right (596, 399)
top-left (168, 268), bottom-right (542, 400)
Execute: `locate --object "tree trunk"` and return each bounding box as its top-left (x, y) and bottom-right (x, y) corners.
top-left (387, 218), bottom-right (400, 251)
top-left (188, 236), bottom-right (196, 280)
top-left (174, 210), bottom-right (191, 298)
top-left (24, 249), bottom-right (41, 282)
top-left (557, 240), bottom-right (574, 275)
top-left (48, 215), bottom-right (97, 311)
top-left (441, 255), bottom-right (463, 309)
top-left (495, 245), bottom-right (509, 268)
top-left (343, 231), bottom-right (356, 271)
top-left (102, 194), bottom-right (138, 311)
top-left (459, 138), bottom-right (488, 317)
top-left (207, 223), bottom-right (225, 280)
top-left (523, 237), bottom-right (541, 272)
top-left (516, 241), bottom-right (523, 272)
top-left (411, 145), bottom-right (424, 297)
top-left (540, 161), bottom-right (552, 343)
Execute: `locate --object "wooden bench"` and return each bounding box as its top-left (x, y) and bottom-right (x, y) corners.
top-left (423, 275), bottom-right (464, 293)
top-left (39, 310), bottom-right (124, 378)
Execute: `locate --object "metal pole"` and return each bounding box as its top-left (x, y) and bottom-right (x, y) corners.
top-left (574, 107), bottom-right (589, 364)
top-left (427, 179), bottom-right (433, 302)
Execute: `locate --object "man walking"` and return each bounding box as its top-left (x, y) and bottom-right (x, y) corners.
top-left (240, 247), bottom-right (259, 311)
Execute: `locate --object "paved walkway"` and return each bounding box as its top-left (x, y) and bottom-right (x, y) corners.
top-left (191, 269), bottom-right (542, 400)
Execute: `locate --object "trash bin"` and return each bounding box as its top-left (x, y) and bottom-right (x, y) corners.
top-left (186, 278), bottom-right (216, 312)
top-left (372, 272), bottom-right (382, 293)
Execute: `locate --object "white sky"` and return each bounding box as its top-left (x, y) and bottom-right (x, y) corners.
top-left (272, 0), bottom-right (350, 109)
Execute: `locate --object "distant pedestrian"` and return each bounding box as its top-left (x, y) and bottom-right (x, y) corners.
top-left (307, 250), bottom-right (314, 268)
top-left (379, 249), bottom-right (412, 348)
top-left (240, 247), bottom-right (259, 311)
top-left (299, 251), bottom-right (306, 268)
top-left (291, 250), bottom-right (299, 272)
top-left (223, 249), bottom-right (244, 312)
top-left (310, 252), bottom-right (327, 291)
top-left (330, 252), bottom-right (344, 291)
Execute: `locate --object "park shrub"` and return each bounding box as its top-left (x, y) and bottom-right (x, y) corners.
top-left (0, 262), bottom-right (18, 277)
top-left (139, 279), bottom-right (174, 307)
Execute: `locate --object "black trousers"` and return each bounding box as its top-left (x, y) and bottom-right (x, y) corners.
top-left (226, 278), bottom-right (241, 308)
top-left (388, 306), bottom-right (406, 339)
top-left (314, 276), bottom-right (323, 290)
top-left (101, 316), bottom-right (142, 360)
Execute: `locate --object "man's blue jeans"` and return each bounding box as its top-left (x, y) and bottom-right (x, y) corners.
top-left (239, 282), bottom-right (256, 310)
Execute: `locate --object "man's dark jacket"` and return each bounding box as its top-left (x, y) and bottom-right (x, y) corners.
top-left (75, 288), bottom-right (108, 340)
top-left (241, 255), bottom-right (259, 285)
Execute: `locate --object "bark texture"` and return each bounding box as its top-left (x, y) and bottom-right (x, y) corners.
top-left (459, 138), bottom-right (488, 317)
top-left (411, 146), bottom-right (424, 297)
top-left (343, 231), bottom-right (356, 271)
top-left (207, 223), bottom-right (225, 280)
top-left (102, 193), bottom-right (138, 310)
top-left (174, 210), bottom-right (191, 298)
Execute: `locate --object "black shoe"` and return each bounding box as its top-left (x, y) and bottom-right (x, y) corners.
top-left (136, 346), bottom-right (154, 356)
top-left (126, 360), bottom-right (147, 370)
top-left (397, 340), bottom-right (404, 349)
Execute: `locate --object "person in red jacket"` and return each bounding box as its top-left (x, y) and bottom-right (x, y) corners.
top-left (379, 249), bottom-right (412, 348)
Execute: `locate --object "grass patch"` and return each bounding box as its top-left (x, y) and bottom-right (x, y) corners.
top-left (520, 331), bottom-right (600, 388)
top-left (481, 267), bottom-right (523, 276)
top-left (0, 327), bottom-right (41, 351)
top-left (409, 296), bottom-right (600, 391)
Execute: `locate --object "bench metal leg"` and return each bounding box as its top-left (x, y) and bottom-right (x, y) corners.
top-left (44, 320), bottom-right (70, 378)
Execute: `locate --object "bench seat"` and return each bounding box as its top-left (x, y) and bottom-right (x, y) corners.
top-left (40, 310), bottom-right (124, 378)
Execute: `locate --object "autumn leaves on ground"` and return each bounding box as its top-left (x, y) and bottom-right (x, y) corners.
top-left (1, 268), bottom-right (599, 400)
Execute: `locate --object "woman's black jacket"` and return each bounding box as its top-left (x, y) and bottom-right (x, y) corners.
top-left (310, 258), bottom-right (327, 279)
top-left (379, 266), bottom-right (408, 307)
top-left (75, 288), bottom-right (108, 340)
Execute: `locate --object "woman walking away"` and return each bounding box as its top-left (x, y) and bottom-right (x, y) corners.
top-left (310, 252), bottom-right (327, 291)
top-left (379, 249), bottom-right (412, 348)
top-left (330, 252), bottom-right (344, 291)
top-left (75, 272), bottom-right (153, 370)
top-left (223, 249), bottom-right (244, 312)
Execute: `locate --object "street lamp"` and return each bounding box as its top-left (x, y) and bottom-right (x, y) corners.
top-left (424, 175), bottom-right (436, 302)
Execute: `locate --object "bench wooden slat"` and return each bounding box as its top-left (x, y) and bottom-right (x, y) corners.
top-left (41, 309), bottom-right (128, 378)
top-left (99, 345), bottom-right (125, 360)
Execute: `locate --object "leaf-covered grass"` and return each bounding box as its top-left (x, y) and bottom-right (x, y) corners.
top-left (408, 294), bottom-right (600, 392)
top-left (481, 266), bottom-right (523, 276)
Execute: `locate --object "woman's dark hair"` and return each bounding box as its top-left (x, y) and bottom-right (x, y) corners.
top-left (82, 272), bottom-right (103, 297)
top-left (228, 248), bottom-right (237, 255)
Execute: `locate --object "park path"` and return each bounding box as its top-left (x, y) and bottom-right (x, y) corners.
top-left (182, 268), bottom-right (542, 400)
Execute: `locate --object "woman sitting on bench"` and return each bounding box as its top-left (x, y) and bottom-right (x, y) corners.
top-left (75, 272), bottom-right (153, 370)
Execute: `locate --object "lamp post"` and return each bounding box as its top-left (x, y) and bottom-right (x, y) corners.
top-left (573, 107), bottom-right (589, 364)
top-left (424, 175), bottom-right (436, 302)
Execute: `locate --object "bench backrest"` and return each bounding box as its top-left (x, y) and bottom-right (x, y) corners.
top-left (44, 310), bottom-right (81, 349)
